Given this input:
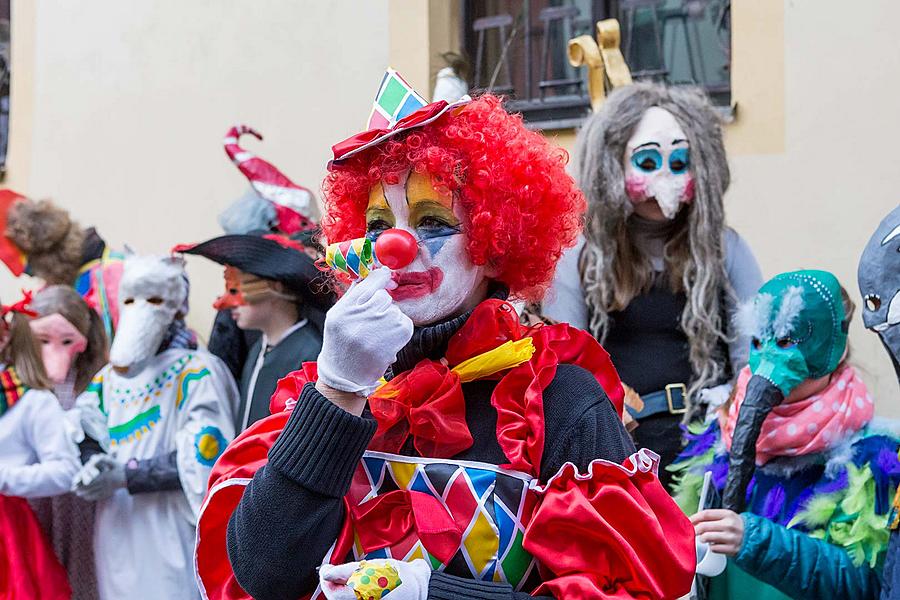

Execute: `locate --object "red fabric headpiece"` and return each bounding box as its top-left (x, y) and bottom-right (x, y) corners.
top-left (331, 100), bottom-right (453, 164)
top-left (2, 290), bottom-right (38, 319)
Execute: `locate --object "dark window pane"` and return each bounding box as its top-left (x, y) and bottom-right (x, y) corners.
top-left (0, 0), bottom-right (9, 175)
top-left (462, 0), bottom-right (731, 129)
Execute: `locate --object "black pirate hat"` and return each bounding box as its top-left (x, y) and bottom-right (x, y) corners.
top-left (174, 233), bottom-right (333, 310)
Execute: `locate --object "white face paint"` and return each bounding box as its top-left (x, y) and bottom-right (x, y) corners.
top-left (623, 106), bottom-right (694, 220)
top-left (109, 255), bottom-right (187, 371)
top-left (366, 170), bottom-right (487, 326)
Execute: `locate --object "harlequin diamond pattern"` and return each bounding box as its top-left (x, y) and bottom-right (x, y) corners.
top-left (349, 453), bottom-right (537, 590)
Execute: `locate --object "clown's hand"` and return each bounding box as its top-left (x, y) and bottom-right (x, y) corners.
top-left (72, 454), bottom-right (126, 501)
top-left (320, 559), bottom-right (430, 600)
top-left (317, 267), bottom-right (414, 397)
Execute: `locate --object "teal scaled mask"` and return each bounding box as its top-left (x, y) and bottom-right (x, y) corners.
top-left (740, 270), bottom-right (848, 396)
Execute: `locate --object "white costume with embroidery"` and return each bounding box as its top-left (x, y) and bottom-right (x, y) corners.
top-left (0, 388), bottom-right (79, 498)
top-left (78, 348), bottom-right (237, 600)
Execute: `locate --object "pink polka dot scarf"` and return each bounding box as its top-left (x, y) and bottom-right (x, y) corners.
top-left (721, 364), bottom-right (874, 466)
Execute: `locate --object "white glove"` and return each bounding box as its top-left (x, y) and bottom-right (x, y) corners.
top-left (72, 454), bottom-right (126, 501)
top-left (320, 558), bottom-right (431, 600)
top-left (317, 268), bottom-right (414, 396)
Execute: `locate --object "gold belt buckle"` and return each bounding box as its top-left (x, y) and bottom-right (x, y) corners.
top-left (665, 383), bottom-right (688, 415)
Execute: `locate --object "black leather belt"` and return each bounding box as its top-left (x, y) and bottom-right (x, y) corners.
top-left (626, 383), bottom-right (688, 420)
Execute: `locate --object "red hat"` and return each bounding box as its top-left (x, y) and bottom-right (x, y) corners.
top-left (223, 125), bottom-right (317, 235)
top-left (330, 68), bottom-right (471, 166)
top-left (0, 190), bottom-right (27, 276)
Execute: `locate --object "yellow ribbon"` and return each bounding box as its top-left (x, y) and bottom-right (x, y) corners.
top-left (452, 338), bottom-right (536, 383)
top-left (375, 337), bottom-right (536, 390)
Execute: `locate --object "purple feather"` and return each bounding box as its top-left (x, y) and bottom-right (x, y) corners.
top-left (872, 447), bottom-right (900, 514)
top-left (711, 455), bottom-right (729, 490)
top-left (675, 423), bottom-right (719, 461)
top-left (875, 447), bottom-right (900, 477)
top-left (746, 477), bottom-right (757, 504)
top-left (761, 484), bottom-right (787, 522)
top-left (815, 468), bottom-right (849, 495)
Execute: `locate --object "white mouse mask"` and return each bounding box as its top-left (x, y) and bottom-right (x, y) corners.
top-left (109, 254), bottom-right (187, 371)
top-left (623, 106), bottom-right (694, 220)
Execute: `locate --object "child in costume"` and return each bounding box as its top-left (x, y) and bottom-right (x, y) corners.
top-left (178, 233), bottom-right (334, 432)
top-left (859, 205), bottom-right (900, 600)
top-left (0, 292), bottom-right (80, 600)
top-left (29, 285), bottom-right (108, 600)
top-left (195, 71), bottom-right (695, 600)
top-left (30, 285), bottom-right (108, 409)
top-left (209, 125), bottom-right (320, 380)
top-left (670, 270), bottom-right (900, 599)
top-left (72, 253), bottom-right (238, 600)
top-left (544, 83), bottom-right (763, 485)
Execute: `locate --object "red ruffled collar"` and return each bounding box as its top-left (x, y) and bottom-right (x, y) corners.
top-left (270, 299), bottom-right (625, 478)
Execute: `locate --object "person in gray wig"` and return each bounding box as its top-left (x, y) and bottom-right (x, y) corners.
top-left (544, 83), bottom-right (762, 485)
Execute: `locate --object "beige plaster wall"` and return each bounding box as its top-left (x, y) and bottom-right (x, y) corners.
top-left (388, 0), bottom-right (461, 100)
top-left (4, 0), bottom-right (390, 341)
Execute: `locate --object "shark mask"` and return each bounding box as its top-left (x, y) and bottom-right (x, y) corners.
top-left (858, 205), bottom-right (900, 381)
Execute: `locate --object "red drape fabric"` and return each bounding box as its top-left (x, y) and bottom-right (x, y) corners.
top-left (269, 362), bottom-right (319, 414)
top-left (491, 320), bottom-right (625, 476)
top-left (195, 411), bottom-right (292, 600)
top-left (0, 495), bottom-right (71, 600)
top-left (524, 452), bottom-right (695, 599)
top-left (349, 489), bottom-right (462, 565)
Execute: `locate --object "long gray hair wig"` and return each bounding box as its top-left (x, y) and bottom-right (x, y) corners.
top-left (574, 82), bottom-right (731, 401)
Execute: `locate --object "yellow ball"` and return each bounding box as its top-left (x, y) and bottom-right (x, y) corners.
top-left (346, 561), bottom-right (403, 600)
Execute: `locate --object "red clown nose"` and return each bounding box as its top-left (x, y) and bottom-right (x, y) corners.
top-left (374, 229), bottom-right (418, 270)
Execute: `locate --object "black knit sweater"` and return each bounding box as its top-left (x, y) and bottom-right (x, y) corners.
top-left (226, 309), bottom-right (635, 600)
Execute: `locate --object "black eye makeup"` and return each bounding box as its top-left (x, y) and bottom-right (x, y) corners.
top-left (366, 218), bottom-right (393, 236)
top-left (417, 215), bottom-right (459, 232)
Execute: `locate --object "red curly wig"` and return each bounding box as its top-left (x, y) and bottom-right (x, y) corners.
top-left (323, 94), bottom-right (585, 302)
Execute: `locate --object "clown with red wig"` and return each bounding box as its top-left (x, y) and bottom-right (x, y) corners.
top-left (195, 70), bottom-right (695, 600)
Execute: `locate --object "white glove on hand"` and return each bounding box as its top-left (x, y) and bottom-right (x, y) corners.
top-left (317, 268), bottom-right (414, 396)
top-left (72, 454), bottom-right (126, 501)
top-left (320, 558), bottom-right (431, 600)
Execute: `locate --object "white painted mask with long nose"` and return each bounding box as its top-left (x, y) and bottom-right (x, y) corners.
top-left (623, 107), bottom-right (695, 220)
top-left (109, 254), bottom-right (187, 372)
